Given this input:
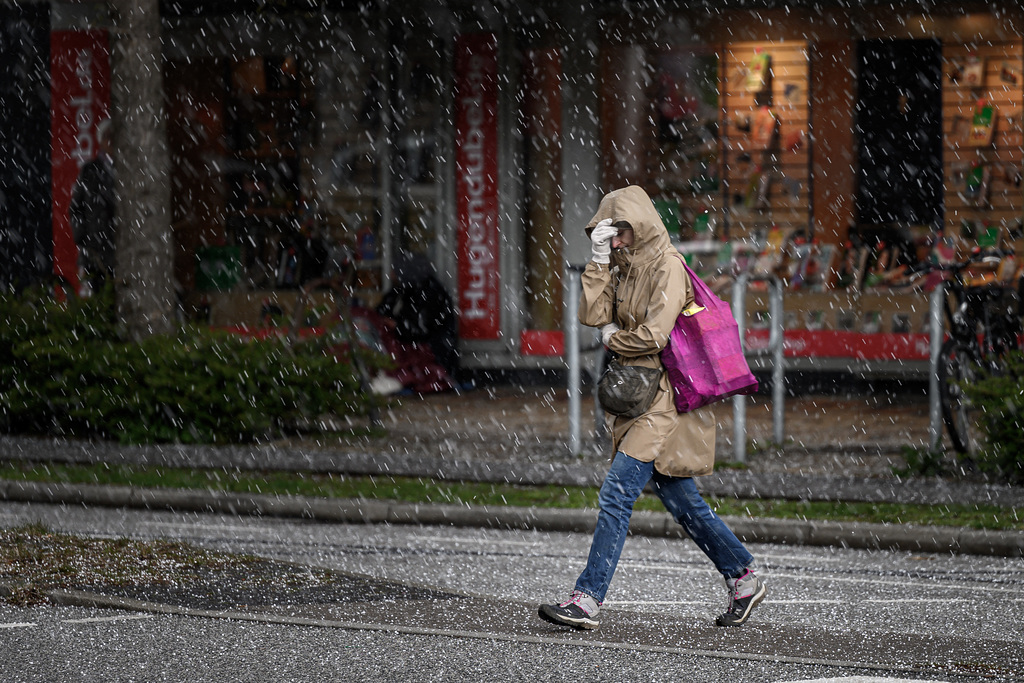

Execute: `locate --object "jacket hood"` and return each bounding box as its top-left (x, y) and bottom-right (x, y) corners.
top-left (585, 186), bottom-right (673, 268)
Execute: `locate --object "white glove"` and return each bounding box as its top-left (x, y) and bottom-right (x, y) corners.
top-left (600, 322), bottom-right (620, 346)
top-left (590, 219), bottom-right (617, 265)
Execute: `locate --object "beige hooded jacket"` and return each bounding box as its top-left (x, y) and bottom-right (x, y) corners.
top-left (580, 185), bottom-right (716, 477)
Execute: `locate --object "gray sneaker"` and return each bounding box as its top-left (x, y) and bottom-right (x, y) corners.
top-left (538, 590), bottom-right (601, 630)
top-left (716, 568), bottom-right (766, 627)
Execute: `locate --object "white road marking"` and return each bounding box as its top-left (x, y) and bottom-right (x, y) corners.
top-left (749, 599), bottom-right (843, 605)
top-left (0, 622), bottom-right (37, 629)
top-left (619, 563), bottom-right (1010, 594)
top-left (616, 561), bottom-right (713, 574)
top-left (605, 599), bottom-right (842, 606)
top-left (0, 615), bottom-right (155, 631)
top-left (142, 521), bottom-right (269, 535)
top-left (863, 598), bottom-right (966, 603)
top-left (753, 552), bottom-right (853, 564)
top-left (604, 600), bottom-right (709, 606)
top-left (62, 614), bottom-right (156, 625)
top-left (775, 678), bottom-right (951, 683)
top-left (410, 534), bottom-right (541, 547)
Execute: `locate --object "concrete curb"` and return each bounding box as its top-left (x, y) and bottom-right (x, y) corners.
top-left (2, 479), bottom-right (1021, 558)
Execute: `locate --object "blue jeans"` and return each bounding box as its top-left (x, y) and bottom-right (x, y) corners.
top-left (575, 451), bottom-right (754, 604)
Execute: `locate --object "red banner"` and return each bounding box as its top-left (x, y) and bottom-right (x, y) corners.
top-left (50, 30), bottom-right (110, 290)
top-left (454, 33), bottom-right (501, 340)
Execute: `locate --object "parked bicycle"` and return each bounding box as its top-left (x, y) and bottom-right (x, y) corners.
top-left (924, 248), bottom-right (1023, 456)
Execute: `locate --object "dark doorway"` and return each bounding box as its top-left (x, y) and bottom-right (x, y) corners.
top-left (0, 4), bottom-right (52, 290)
top-left (855, 39), bottom-right (943, 226)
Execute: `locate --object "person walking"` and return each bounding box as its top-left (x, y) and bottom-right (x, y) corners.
top-left (538, 185), bottom-right (766, 631)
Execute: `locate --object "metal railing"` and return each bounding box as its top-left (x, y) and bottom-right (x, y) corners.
top-left (565, 264), bottom-right (604, 455)
top-left (565, 265), bottom-right (949, 457)
top-left (564, 266), bottom-right (769, 460)
top-left (928, 284), bottom-right (945, 451)
top-left (726, 276), bottom-right (946, 452)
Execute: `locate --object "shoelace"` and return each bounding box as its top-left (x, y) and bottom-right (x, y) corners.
top-left (726, 571), bottom-right (758, 612)
top-left (725, 571), bottom-right (753, 612)
top-left (724, 581), bottom-right (738, 612)
top-left (559, 591), bottom-right (586, 609)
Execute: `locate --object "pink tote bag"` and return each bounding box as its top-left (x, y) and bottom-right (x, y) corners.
top-left (660, 261), bottom-right (758, 413)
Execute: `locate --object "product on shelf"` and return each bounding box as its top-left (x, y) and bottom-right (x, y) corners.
top-left (750, 105), bottom-right (778, 150)
top-left (745, 49), bottom-right (772, 95)
top-left (967, 98), bottom-right (995, 146)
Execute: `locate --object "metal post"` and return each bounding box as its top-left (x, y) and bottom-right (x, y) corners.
top-left (566, 266), bottom-right (582, 455)
top-left (593, 348), bottom-right (607, 435)
top-left (769, 277), bottom-right (785, 445)
top-left (928, 283), bottom-right (945, 451)
top-left (731, 274), bottom-right (750, 463)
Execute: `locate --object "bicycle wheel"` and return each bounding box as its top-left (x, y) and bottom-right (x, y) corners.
top-left (938, 338), bottom-right (983, 456)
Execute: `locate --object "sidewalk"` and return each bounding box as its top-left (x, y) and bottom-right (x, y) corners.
top-left (4, 384), bottom-right (1020, 505)
top-left (1, 384), bottom-right (1023, 557)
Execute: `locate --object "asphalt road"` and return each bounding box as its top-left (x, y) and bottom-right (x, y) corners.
top-left (1, 501), bottom-right (1020, 682)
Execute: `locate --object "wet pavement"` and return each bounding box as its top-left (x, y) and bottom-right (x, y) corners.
top-left (49, 560), bottom-right (1020, 681)
top-left (365, 383), bottom-right (937, 473)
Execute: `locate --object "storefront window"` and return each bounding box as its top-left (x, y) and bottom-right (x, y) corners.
top-left (320, 21), bottom-right (446, 305)
top-left (390, 34), bottom-right (446, 261)
top-left (600, 44), bottom-right (721, 243)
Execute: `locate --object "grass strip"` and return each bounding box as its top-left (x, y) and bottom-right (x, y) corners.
top-left (0, 523), bottom-right (347, 607)
top-left (0, 523), bottom-right (253, 606)
top-left (1, 461), bottom-right (1021, 532)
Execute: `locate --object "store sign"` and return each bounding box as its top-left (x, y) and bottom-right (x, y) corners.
top-left (50, 30), bottom-right (110, 290)
top-left (454, 32), bottom-right (501, 340)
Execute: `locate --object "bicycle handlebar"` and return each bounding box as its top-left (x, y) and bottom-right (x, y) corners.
top-left (921, 246), bottom-right (1014, 275)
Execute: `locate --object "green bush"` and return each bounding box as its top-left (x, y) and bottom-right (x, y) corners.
top-left (0, 285), bottom-right (385, 444)
top-left (892, 445), bottom-right (950, 479)
top-left (961, 351), bottom-right (1024, 484)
